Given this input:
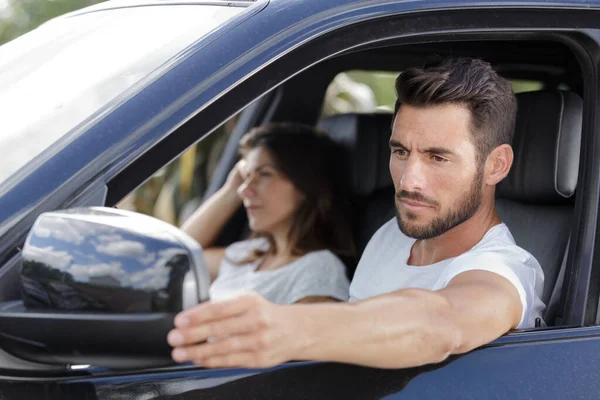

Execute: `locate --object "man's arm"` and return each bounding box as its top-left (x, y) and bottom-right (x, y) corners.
top-left (167, 270), bottom-right (522, 369)
top-left (299, 270), bottom-right (522, 368)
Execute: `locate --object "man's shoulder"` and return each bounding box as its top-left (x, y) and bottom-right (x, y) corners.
top-left (458, 223), bottom-right (540, 269)
top-left (473, 223), bottom-right (529, 254)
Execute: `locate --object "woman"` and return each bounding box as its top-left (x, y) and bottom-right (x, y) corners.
top-left (181, 123), bottom-right (356, 304)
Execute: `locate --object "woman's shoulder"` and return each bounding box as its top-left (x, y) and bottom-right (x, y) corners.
top-left (288, 249), bottom-right (350, 298)
top-left (294, 249), bottom-right (347, 273)
top-left (224, 237), bottom-right (270, 263)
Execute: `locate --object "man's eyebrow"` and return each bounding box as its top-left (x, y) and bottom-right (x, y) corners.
top-left (389, 140), bottom-right (407, 149)
top-left (422, 147), bottom-right (455, 156)
top-left (389, 141), bottom-right (455, 157)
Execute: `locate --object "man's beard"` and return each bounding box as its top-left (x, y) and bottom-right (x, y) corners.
top-left (395, 168), bottom-right (484, 240)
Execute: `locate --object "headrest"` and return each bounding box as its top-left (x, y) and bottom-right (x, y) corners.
top-left (318, 90), bottom-right (582, 203)
top-left (318, 113), bottom-right (393, 197)
top-left (497, 91), bottom-right (582, 204)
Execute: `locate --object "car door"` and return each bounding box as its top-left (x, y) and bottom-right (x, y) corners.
top-left (1, 1), bottom-right (600, 399)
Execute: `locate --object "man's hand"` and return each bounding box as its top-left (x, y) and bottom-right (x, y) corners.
top-left (167, 292), bottom-right (307, 369)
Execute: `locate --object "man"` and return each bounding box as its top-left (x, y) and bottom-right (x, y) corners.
top-left (166, 57), bottom-right (545, 369)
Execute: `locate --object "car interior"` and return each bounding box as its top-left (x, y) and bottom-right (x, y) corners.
top-left (192, 39), bottom-right (584, 328)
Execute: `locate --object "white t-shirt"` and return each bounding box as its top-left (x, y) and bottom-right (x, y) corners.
top-left (349, 218), bottom-right (545, 329)
top-left (209, 238), bottom-right (350, 304)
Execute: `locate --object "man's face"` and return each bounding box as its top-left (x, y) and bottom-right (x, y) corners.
top-left (389, 104), bottom-right (484, 240)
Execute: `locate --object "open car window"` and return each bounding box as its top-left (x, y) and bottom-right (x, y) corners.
top-left (118, 113), bottom-right (240, 227)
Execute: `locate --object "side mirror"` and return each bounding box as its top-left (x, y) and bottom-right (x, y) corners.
top-left (0, 207), bottom-right (210, 369)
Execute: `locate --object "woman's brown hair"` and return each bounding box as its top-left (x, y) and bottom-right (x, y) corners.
top-left (237, 122), bottom-right (356, 268)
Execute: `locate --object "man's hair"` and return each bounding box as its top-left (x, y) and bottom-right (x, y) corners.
top-left (394, 57), bottom-right (517, 163)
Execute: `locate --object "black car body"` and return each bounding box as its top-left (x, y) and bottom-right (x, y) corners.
top-left (0, 0), bottom-right (599, 398)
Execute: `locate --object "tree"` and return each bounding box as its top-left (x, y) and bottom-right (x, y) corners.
top-left (0, 0), bottom-right (104, 46)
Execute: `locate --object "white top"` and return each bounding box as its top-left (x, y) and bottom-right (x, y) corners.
top-left (209, 238), bottom-right (350, 304)
top-left (349, 218), bottom-right (545, 329)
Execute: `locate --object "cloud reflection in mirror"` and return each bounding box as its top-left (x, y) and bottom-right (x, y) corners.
top-left (22, 210), bottom-right (192, 313)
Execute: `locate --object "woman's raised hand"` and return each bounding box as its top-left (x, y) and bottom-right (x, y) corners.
top-left (180, 159), bottom-right (246, 249)
top-left (224, 160), bottom-right (246, 193)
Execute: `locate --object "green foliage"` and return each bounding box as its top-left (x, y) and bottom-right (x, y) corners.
top-left (0, 0), bottom-right (104, 45)
top-left (345, 70), bottom-right (398, 109)
top-left (510, 79), bottom-right (544, 94)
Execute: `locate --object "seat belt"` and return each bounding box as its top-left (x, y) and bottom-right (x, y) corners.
top-left (545, 235), bottom-right (570, 326)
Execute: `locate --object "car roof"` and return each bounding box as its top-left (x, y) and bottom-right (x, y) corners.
top-left (63, 0), bottom-right (600, 17)
top-left (58, 0), bottom-right (257, 19)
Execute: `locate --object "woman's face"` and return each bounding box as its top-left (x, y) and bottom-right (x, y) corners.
top-left (238, 147), bottom-right (305, 234)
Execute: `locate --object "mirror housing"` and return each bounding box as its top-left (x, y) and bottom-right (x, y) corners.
top-left (0, 207), bottom-right (210, 369)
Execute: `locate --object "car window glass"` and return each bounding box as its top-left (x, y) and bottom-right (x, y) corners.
top-left (118, 113), bottom-right (240, 227)
top-left (0, 5), bottom-right (243, 187)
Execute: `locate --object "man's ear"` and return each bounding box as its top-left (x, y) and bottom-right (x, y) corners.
top-left (485, 144), bottom-right (513, 186)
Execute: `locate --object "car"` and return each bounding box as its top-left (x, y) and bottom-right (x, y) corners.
top-left (0, 0), bottom-right (597, 398)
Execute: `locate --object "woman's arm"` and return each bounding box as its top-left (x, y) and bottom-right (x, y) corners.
top-left (181, 160), bottom-right (244, 248)
top-left (181, 187), bottom-right (242, 248)
top-left (202, 248), bottom-right (227, 281)
top-left (181, 161), bottom-right (245, 278)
